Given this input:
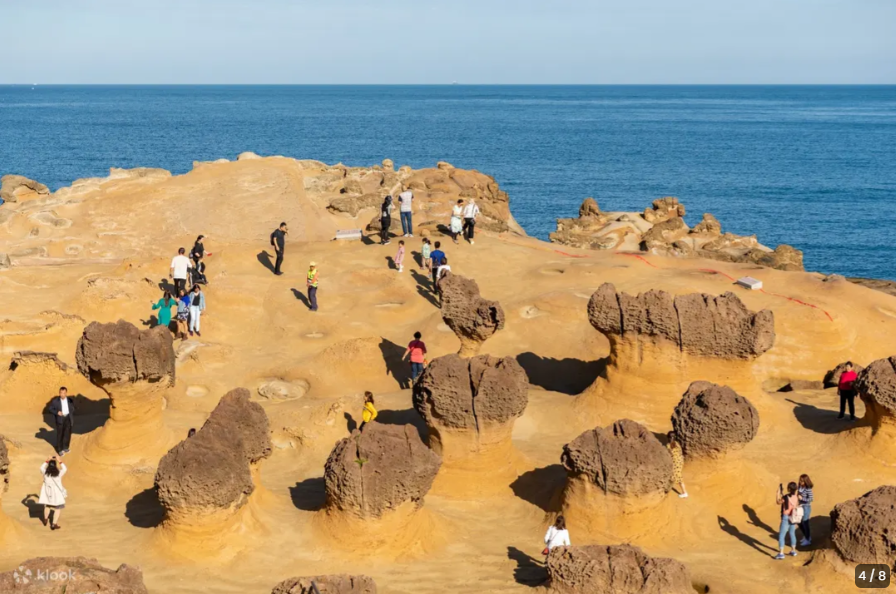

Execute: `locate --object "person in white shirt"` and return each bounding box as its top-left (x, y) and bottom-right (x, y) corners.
top-left (398, 190), bottom-right (414, 237)
top-left (450, 199), bottom-right (464, 244)
top-left (169, 247), bottom-right (193, 294)
top-left (48, 387), bottom-right (74, 455)
top-left (39, 455), bottom-right (67, 530)
top-left (462, 198), bottom-right (480, 244)
top-left (543, 515), bottom-right (571, 561)
top-left (435, 257), bottom-right (451, 306)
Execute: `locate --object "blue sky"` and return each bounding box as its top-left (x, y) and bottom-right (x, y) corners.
top-left (2, 0), bottom-right (895, 84)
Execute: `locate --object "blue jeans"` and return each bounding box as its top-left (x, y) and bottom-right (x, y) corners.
top-left (799, 504), bottom-right (811, 540)
top-left (778, 516), bottom-right (796, 550)
top-left (400, 211), bottom-right (413, 235)
top-left (411, 362), bottom-right (424, 382)
top-left (308, 286), bottom-right (318, 311)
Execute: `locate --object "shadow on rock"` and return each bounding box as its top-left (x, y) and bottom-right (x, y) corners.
top-left (125, 487), bottom-right (166, 529)
top-left (507, 546), bottom-right (547, 588)
top-left (786, 398), bottom-right (862, 435)
top-left (515, 353), bottom-right (606, 395)
top-left (289, 477), bottom-right (327, 512)
top-left (510, 465), bottom-right (566, 512)
top-left (378, 338), bottom-right (412, 389)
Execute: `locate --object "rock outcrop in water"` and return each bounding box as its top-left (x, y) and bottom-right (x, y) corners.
top-left (439, 275), bottom-right (506, 357)
top-left (671, 381), bottom-right (760, 458)
top-left (546, 544), bottom-right (693, 594)
top-left (0, 174), bottom-right (50, 204)
top-left (830, 486), bottom-right (896, 565)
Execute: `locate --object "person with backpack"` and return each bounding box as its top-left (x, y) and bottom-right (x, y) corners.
top-left (838, 361), bottom-right (858, 421)
top-left (775, 481), bottom-right (802, 560)
top-left (270, 222), bottom-right (288, 276)
top-left (463, 198), bottom-right (480, 244)
top-left (543, 515), bottom-right (571, 562)
top-left (380, 195), bottom-right (394, 245)
top-left (398, 189), bottom-right (414, 237)
top-left (429, 242), bottom-right (445, 288)
top-left (39, 455), bottom-right (67, 530)
top-left (798, 474), bottom-right (814, 546)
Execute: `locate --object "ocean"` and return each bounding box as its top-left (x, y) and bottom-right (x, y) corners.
top-left (1, 85), bottom-right (894, 279)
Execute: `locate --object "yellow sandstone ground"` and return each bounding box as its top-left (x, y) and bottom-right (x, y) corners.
top-left (1, 157), bottom-right (895, 593)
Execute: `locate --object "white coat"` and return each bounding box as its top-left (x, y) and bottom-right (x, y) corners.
top-left (38, 462), bottom-right (67, 507)
top-left (544, 525), bottom-right (571, 550)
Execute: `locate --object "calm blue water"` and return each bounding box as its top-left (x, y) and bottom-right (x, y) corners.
top-left (2, 85), bottom-right (895, 279)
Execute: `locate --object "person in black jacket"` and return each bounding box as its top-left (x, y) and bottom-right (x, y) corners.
top-left (270, 222), bottom-right (288, 275)
top-left (47, 387), bottom-right (75, 455)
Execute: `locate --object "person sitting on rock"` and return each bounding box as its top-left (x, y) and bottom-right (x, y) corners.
top-left (39, 455), bottom-right (67, 530)
top-left (360, 392), bottom-right (378, 431)
top-left (543, 515), bottom-right (571, 562)
top-left (775, 481), bottom-right (801, 560)
top-left (838, 361), bottom-right (858, 421)
top-left (667, 432), bottom-right (688, 498)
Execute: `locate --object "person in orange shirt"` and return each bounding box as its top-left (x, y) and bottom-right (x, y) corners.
top-left (403, 332), bottom-right (428, 382)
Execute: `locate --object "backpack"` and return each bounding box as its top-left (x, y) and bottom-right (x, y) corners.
top-left (789, 498), bottom-right (804, 524)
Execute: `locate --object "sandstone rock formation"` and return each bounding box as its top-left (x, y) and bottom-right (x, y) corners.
top-left (272, 575), bottom-right (377, 594)
top-left (824, 361), bottom-right (865, 389)
top-left (550, 196), bottom-right (803, 271)
top-left (324, 423), bottom-right (440, 519)
top-left (155, 388), bottom-right (271, 521)
top-left (76, 321), bottom-right (176, 464)
top-left (671, 381), bottom-right (759, 458)
top-left (855, 356), bottom-right (896, 428)
top-left (0, 436), bottom-right (8, 492)
top-left (830, 486), bottom-right (896, 565)
top-left (0, 557), bottom-right (148, 594)
top-left (0, 174), bottom-right (50, 203)
top-left (546, 544), bottom-right (693, 594)
top-left (413, 354), bottom-right (528, 459)
top-left (562, 419), bottom-right (672, 497)
top-left (439, 274), bottom-right (505, 357)
top-left (588, 283), bottom-right (775, 359)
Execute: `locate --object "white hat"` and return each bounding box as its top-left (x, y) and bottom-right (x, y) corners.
top-left (309, 261), bottom-right (317, 267)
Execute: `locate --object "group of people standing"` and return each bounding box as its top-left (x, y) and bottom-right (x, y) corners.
top-left (775, 474), bottom-right (815, 560)
top-left (157, 235), bottom-right (210, 337)
top-left (449, 198), bottom-right (480, 244)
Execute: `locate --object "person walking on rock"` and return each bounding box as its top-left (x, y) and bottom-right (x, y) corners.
top-left (667, 432), bottom-right (688, 498)
top-left (151, 290), bottom-right (176, 331)
top-left (404, 332), bottom-right (428, 382)
top-left (360, 391), bottom-right (377, 430)
top-left (306, 262), bottom-right (319, 312)
top-left (39, 455), bottom-right (67, 530)
top-left (190, 234), bottom-right (211, 283)
top-left (48, 387), bottom-right (74, 456)
top-left (380, 195), bottom-right (394, 245)
top-left (543, 515), bottom-right (571, 562)
top-left (271, 222), bottom-right (288, 275)
top-left (798, 474), bottom-right (814, 546)
top-left (395, 240), bottom-right (406, 273)
top-left (838, 361), bottom-right (858, 421)
top-left (175, 288), bottom-right (190, 340)
top-left (422, 238), bottom-right (432, 272)
top-left (463, 198), bottom-right (480, 244)
top-left (170, 247), bottom-right (192, 294)
top-left (398, 189), bottom-right (414, 237)
top-left (450, 199), bottom-right (464, 244)
top-left (775, 481), bottom-right (802, 560)
top-left (188, 284), bottom-right (206, 337)
top-left (429, 242), bottom-right (445, 288)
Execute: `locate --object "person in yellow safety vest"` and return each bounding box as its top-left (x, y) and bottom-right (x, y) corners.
top-left (360, 391), bottom-right (377, 430)
top-left (306, 262), bottom-right (319, 311)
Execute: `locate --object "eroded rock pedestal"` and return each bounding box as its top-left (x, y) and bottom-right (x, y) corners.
top-left (671, 381), bottom-right (760, 458)
top-left (831, 486), bottom-right (896, 565)
top-left (855, 356), bottom-right (896, 432)
top-left (439, 275), bottom-right (505, 357)
top-left (272, 575), bottom-right (377, 594)
top-left (546, 544), bottom-right (693, 594)
top-left (76, 320), bottom-right (176, 466)
top-left (0, 557), bottom-right (148, 594)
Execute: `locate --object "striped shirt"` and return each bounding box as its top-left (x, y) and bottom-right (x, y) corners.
top-left (799, 486), bottom-right (814, 505)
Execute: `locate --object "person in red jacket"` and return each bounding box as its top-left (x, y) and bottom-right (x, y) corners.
top-left (838, 362), bottom-right (858, 421)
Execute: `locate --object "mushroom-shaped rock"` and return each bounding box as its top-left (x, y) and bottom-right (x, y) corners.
top-left (562, 419), bottom-right (672, 497)
top-left (831, 486), bottom-right (896, 565)
top-left (588, 283), bottom-right (775, 359)
top-left (0, 174), bottom-right (50, 203)
top-left (671, 381), bottom-right (759, 458)
top-left (76, 320), bottom-right (175, 386)
top-left (642, 196), bottom-right (685, 224)
top-left (272, 575), bottom-right (377, 594)
top-left (155, 388), bottom-right (271, 519)
top-left (578, 197), bottom-right (601, 218)
top-left (439, 274), bottom-right (505, 357)
top-left (547, 544), bottom-right (693, 594)
top-left (825, 361), bottom-right (865, 389)
top-left (0, 557), bottom-right (148, 594)
top-left (855, 356), bottom-right (896, 427)
top-left (413, 354), bottom-right (528, 458)
top-left (324, 423), bottom-right (440, 519)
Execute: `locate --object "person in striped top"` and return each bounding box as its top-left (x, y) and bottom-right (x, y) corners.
top-left (798, 474), bottom-right (814, 546)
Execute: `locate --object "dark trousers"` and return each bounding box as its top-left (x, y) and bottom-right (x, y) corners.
top-left (308, 286), bottom-right (318, 311)
top-left (274, 251), bottom-right (284, 274)
top-left (400, 211), bottom-right (413, 235)
top-left (55, 415), bottom-right (73, 453)
top-left (839, 390), bottom-right (856, 419)
top-left (463, 217), bottom-right (475, 240)
top-left (174, 277), bottom-right (187, 293)
top-left (381, 217), bottom-right (391, 243)
top-left (411, 362), bottom-right (424, 382)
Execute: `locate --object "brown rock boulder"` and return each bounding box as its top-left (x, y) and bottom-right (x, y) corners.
top-left (640, 216), bottom-right (690, 250)
top-left (324, 422), bottom-right (441, 518)
top-left (642, 197), bottom-right (686, 224)
top-left (546, 544), bottom-right (693, 594)
top-left (439, 274), bottom-right (505, 357)
top-left (855, 356), bottom-right (896, 426)
top-left (744, 244), bottom-right (804, 272)
top-left (562, 420), bottom-right (672, 497)
top-left (671, 381), bottom-right (759, 458)
top-left (0, 557), bottom-right (148, 593)
top-left (76, 320), bottom-right (175, 386)
top-left (691, 213), bottom-right (722, 236)
top-left (0, 174), bottom-right (50, 203)
top-left (831, 486), bottom-right (896, 564)
top-left (155, 388), bottom-right (271, 515)
top-left (578, 197), bottom-right (601, 218)
top-left (272, 575), bottom-right (377, 594)
top-left (824, 361), bottom-right (865, 389)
